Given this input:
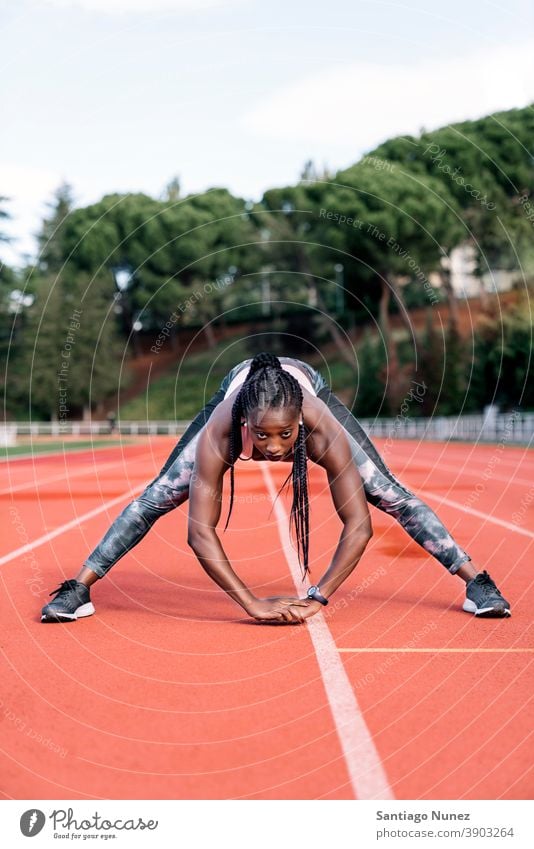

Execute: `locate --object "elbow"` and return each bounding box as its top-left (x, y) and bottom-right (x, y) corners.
top-left (363, 520), bottom-right (373, 542)
top-left (360, 526), bottom-right (373, 549)
top-left (187, 526), bottom-right (214, 552)
top-left (346, 517), bottom-right (373, 546)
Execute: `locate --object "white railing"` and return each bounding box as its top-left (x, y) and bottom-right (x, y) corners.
top-left (2, 411), bottom-right (533, 445)
top-left (359, 411), bottom-right (533, 446)
top-left (1, 421), bottom-right (191, 437)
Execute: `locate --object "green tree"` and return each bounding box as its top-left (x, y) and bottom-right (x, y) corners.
top-left (369, 106), bottom-right (534, 277)
top-left (58, 189), bottom-right (260, 336)
top-left (469, 294), bottom-right (534, 411)
top-left (11, 272), bottom-right (127, 420)
top-left (262, 163), bottom-right (464, 408)
top-left (38, 182), bottom-right (75, 274)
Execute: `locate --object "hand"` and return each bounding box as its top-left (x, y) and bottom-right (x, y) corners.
top-left (247, 597), bottom-right (322, 624)
top-left (247, 596), bottom-right (310, 624)
top-left (286, 598), bottom-right (323, 623)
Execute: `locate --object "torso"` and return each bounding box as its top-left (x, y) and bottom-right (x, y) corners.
top-left (205, 383), bottom-right (331, 466)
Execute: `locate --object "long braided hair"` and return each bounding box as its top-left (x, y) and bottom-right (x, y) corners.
top-left (223, 352), bottom-right (311, 579)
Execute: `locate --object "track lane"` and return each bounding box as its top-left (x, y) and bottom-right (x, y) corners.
top-left (0, 439), bottom-right (531, 799)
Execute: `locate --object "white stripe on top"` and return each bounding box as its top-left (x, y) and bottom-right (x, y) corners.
top-left (223, 361), bottom-right (316, 400)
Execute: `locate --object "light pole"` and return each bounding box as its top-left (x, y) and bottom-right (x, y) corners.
top-left (334, 263), bottom-right (344, 317)
top-left (112, 264), bottom-right (141, 356)
top-left (260, 228), bottom-right (272, 317)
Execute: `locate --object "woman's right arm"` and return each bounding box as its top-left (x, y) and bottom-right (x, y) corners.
top-left (187, 424), bottom-right (307, 622)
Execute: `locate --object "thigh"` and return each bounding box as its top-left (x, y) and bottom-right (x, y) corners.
top-left (157, 386), bottom-right (226, 478)
top-left (317, 386), bottom-right (415, 503)
top-left (142, 430), bottom-right (202, 508)
top-left (155, 361), bottom-right (247, 479)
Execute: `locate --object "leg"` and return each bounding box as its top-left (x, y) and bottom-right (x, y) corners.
top-left (80, 373), bottom-right (240, 582)
top-left (81, 429), bottom-right (200, 581)
top-left (41, 369), bottom-right (244, 621)
top-left (317, 386), bottom-right (473, 577)
top-left (41, 437), bottom-right (202, 623)
top-left (316, 386), bottom-right (510, 615)
top-left (76, 383), bottom-right (231, 586)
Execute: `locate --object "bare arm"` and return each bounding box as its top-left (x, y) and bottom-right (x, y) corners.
top-left (188, 423), bottom-right (309, 621)
top-left (308, 418), bottom-right (372, 600)
top-left (187, 424), bottom-right (256, 612)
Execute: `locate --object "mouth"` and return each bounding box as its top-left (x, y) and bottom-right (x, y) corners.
top-left (263, 449), bottom-right (286, 461)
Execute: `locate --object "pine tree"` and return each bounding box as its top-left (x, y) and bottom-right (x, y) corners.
top-left (13, 271), bottom-right (127, 420)
top-left (38, 182), bottom-right (75, 273)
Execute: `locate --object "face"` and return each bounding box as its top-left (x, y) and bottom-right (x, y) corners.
top-left (245, 406), bottom-right (301, 461)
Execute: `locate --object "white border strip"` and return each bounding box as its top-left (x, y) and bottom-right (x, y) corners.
top-left (261, 464), bottom-right (394, 801)
top-left (423, 492), bottom-right (534, 538)
top-left (337, 648), bottom-right (534, 653)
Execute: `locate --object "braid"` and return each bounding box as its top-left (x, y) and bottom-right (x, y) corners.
top-left (224, 392), bottom-right (243, 532)
top-left (223, 353), bottom-right (311, 579)
top-left (290, 423), bottom-right (310, 578)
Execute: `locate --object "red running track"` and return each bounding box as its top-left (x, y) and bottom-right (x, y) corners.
top-left (0, 438), bottom-right (532, 799)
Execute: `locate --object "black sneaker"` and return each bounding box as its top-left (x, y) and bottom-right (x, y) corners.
top-left (463, 571), bottom-right (511, 618)
top-left (41, 579), bottom-right (95, 623)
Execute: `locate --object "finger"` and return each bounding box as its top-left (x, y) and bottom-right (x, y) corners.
top-left (287, 605), bottom-right (305, 623)
top-left (282, 599), bottom-right (309, 607)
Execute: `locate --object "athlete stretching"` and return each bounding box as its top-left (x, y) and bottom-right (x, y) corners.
top-left (41, 353), bottom-right (511, 623)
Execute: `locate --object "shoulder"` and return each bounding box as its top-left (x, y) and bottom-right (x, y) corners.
top-left (303, 394), bottom-right (352, 470)
top-left (194, 396), bottom-right (234, 468)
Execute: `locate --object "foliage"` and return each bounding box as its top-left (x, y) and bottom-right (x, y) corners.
top-left (3, 104), bottom-right (534, 419)
top-left (7, 272), bottom-right (127, 419)
top-left (468, 294), bottom-right (534, 411)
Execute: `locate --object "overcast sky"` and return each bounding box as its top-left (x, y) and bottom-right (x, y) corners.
top-left (1, 0), bottom-right (533, 266)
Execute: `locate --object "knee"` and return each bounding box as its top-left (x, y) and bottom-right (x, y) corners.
top-left (374, 492), bottom-right (419, 515)
top-left (137, 481), bottom-right (187, 513)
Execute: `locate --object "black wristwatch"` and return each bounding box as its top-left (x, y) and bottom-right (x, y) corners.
top-left (307, 585), bottom-right (329, 606)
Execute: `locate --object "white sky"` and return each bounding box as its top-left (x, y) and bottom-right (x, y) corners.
top-left (1, 0), bottom-right (533, 266)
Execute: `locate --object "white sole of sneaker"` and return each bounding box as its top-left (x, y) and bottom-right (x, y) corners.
top-left (41, 602), bottom-right (95, 622)
top-left (463, 598), bottom-right (511, 617)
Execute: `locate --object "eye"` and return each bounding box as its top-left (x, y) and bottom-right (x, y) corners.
top-left (281, 431), bottom-right (292, 438)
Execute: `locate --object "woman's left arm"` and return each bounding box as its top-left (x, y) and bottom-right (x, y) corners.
top-left (308, 420), bottom-right (373, 602)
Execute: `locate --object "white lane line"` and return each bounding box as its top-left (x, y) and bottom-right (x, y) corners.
top-left (0, 451), bottom-right (156, 496)
top-left (423, 492), bottom-right (534, 538)
top-left (0, 443), bottom-right (131, 464)
top-left (1, 460), bottom-right (124, 496)
top-left (337, 648), bottom-right (534, 653)
top-left (0, 484), bottom-right (142, 567)
top-left (261, 464), bottom-right (394, 801)
top-left (406, 461), bottom-right (533, 489)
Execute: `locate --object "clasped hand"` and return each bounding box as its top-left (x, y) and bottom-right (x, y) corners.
top-left (247, 596), bottom-right (323, 624)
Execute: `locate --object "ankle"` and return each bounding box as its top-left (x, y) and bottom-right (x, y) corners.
top-left (457, 563), bottom-right (479, 583)
top-left (75, 566), bottom-right (99, 589)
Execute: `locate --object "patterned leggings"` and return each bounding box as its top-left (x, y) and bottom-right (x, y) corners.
top-left (85, 358), bottom-right (471, 577)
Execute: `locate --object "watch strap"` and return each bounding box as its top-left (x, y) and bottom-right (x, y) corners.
top-left (307, 585), bottom-right (329, 606)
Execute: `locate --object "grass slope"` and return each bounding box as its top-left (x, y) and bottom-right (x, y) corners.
top-left (118, 342), bottom-right (358, 420)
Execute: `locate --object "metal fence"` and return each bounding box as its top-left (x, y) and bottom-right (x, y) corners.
top-left (2, 410), bottom-right (533, 445)
top-left (359, 411), bottom-right (533, 445)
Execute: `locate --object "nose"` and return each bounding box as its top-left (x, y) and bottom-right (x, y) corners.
top-left (265, 445), bottom-right (282, 459)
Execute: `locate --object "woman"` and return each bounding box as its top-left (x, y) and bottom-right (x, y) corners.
top-left (41, 352), bottom-right (511, 624)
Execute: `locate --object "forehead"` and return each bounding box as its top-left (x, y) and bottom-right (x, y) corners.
top-left (248, 407), bottom-right (299, 428)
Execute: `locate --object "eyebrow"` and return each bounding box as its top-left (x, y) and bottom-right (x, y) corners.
top-left (251, 424), bottom-right (295, 431)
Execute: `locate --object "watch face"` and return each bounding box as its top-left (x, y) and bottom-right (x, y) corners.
top-left (307, 586), bottom-right (317, 596)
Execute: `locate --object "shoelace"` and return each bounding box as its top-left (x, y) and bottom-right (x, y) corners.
top-left (49, 580), bottom-right (78, 597)
top-left (471, 571), bottom-right (499, 599)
